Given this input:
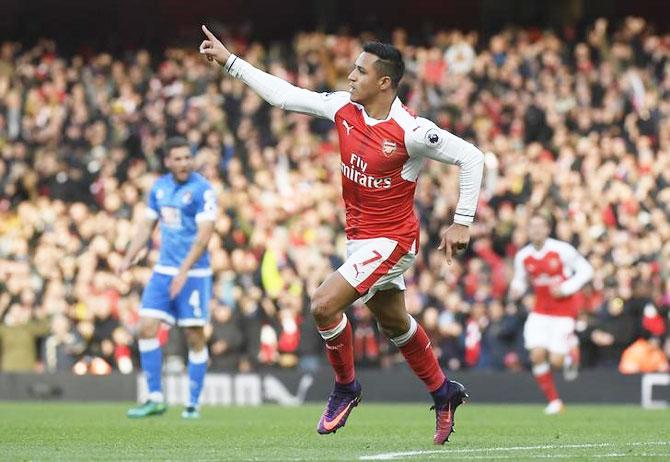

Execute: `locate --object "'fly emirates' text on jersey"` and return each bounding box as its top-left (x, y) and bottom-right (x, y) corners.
top-left (224, 55), bottom-right (484, 252)
top-left (511, 238), bottom-right (594, 318)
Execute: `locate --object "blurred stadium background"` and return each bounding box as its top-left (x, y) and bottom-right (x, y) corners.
top-left (1, 0), bottom-right (669, 425)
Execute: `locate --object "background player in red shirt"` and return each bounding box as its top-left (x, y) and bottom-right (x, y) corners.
top-left (200, 26), bottom-right (484, 444)
top-left (509, 214), bottom-right (594, 415)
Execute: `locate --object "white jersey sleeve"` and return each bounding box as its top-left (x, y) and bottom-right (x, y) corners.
top-left (224, 55), bottom-right (349, 121)
top-left (510, 247), bottom-right (529, 297)
top-left (557, 242), bottom-right (594, 296)
top-left (404, 117), bottom-right (484, 226)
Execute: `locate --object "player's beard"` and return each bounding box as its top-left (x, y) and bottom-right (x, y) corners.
top-left (349, 85), bottom-right (363, 104)
top-left (174, 169), bottom-right (191, 183)
top-left (349, 89), bottom-right (365, 104)
top-left (531, 237), bottom-right (547, 249)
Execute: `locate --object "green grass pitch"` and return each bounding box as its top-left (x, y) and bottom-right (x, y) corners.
top-left (0, 402), bottom-right (668, 461)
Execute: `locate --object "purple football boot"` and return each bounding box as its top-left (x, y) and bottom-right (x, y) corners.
top-left (317, 380), bottom-right (362, 434)
top-left (431, 380), bottom-right (468, 444)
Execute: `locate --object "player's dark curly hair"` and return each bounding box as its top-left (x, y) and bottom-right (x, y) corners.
top-left (164, 136), bottom-right (189, 156)
top-left (363, 42), bottom-right (405, 89)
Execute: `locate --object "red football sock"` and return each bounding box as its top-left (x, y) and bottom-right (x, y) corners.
top-left (533, 363), bottom-right (559, 402)
top-left (398, 323), bottom-right (446, 393)
top-left (318, 314), bottom-right (355, 384)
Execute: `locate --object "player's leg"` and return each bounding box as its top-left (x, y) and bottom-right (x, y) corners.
top-left (524, 313), bottom-right (562, 413)
top-left (312, 270), bottom-right (362, 434)
top-left (367, 289), bottom-right (446, 395)
top-left (313, 237), bottom-right (411, 435)
top-left (312, 271), bottom-right (361, 384)
top-left (128, 273), bottom-right (173, 418)
top-left (530, 346), bottom-right (563, 414)
top-left (548, 317), bottom-right (575, 371)
top-left (183, 326), bottom-right (208, 418)
top-left (317, 237), bottom-right (408, 387)
top-left (176, 275), bottom-right (211, 419)
top-left (138, 317), bottom-right (164, 402)
top-left (544, 316), bottom-right (579, 411)
top-left (549, 352), bottom-right (565, 370)
top-left (548, 316), bottom-right (580, 381)
top-left (366, 289), bottom-right (467, 445)
top-left (562, 332), bottom-right (580, 381)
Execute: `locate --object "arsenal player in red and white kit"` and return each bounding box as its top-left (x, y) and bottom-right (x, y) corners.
top-left (509, 215), bottom-right (593, 415)
top-left (200, 26), bottom-right (484, 444)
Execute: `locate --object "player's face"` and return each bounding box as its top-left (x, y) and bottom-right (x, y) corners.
top-left (348, 52), bottom-right (384, 104)
top-left (528, 216), bottom-right (550, 246)
top-left (166, 146), bottom-right (193, 182)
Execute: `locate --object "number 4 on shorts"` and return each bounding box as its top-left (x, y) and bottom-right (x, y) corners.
top-left (189, 290), bottom-right (202, 318)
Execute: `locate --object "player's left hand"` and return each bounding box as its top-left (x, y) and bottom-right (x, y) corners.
top-left (439, 223), bottom-right (471, 265)
top-left (549, 284), bottom-right (564, 298)
top-left (169, 271), bottom-right (188, 299)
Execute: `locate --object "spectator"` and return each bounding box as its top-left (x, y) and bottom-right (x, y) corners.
top-left (619, 334), bottom-right (670, 374)
top-left (583, 297), bottom-right (637, 367)
top-left (42, 314), bottom-right (86, 373)
top-left (0, 298), bottom-right (50, 372)
top-left (481, 301), bottom-right (524, 370)
top-left (208, 302), bottom-right (244, 371)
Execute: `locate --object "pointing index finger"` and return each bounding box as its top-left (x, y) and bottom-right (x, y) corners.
top-left (445, 239), bottom-right (453, 265)
top-left (202, 25), bottom-right (215, 40)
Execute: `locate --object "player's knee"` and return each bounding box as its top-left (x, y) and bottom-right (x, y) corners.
top-left (529, 348), bottom-right (547, 364)
top-left (550, 356), bottom-right (564, 370)
top-left (184, 327), bottom-right (206, 350)
top-left (310, 289), bottom-right (338, 325)
top-left (377, 316), bottom-right (409, 338)
top-left (139, 318), bottom-right (160, 339)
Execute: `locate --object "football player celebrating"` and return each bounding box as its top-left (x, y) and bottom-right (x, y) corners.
top-left (200, 26), bottom-right (483, 443)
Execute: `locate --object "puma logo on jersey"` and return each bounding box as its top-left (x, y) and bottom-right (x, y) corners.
top-left (342, 120), bottom-right (354, 135)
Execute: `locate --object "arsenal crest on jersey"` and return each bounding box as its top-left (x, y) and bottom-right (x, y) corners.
top-left (381, 139), bottom-right (397, 157)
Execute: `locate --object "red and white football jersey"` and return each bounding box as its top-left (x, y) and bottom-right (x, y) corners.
top-left (511, 238), bottom-right (593, 318)
top-left (225, 56), bottom-right (484, 253)
top-left (334, 99), bottom-right (420, 250)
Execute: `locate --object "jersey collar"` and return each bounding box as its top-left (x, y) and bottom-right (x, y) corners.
top-left (352, 97), bottom-right (402, 126)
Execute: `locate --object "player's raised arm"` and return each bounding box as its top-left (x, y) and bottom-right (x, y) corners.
top-left (200, 25), bottom-right (348, 121)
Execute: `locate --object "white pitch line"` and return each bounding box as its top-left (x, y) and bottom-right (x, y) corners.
top-left (359, 444), bottom-right (609, 460)
top-left (445, 453), bottom-right (670, 460)
top-left (360, 441), bottom-right (670, 460)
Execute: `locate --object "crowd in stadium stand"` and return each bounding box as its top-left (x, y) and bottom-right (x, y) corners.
top-left (0, 16), bottom-right (669, 375)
